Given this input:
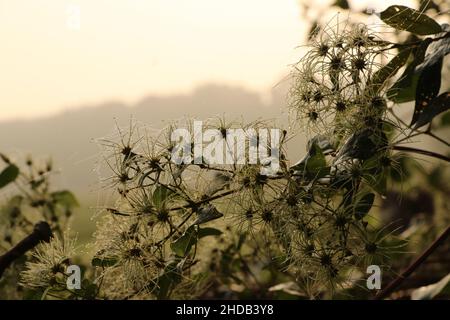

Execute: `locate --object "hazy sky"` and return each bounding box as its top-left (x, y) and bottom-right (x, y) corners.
top-left (0, 0), bottom-right (415, 121)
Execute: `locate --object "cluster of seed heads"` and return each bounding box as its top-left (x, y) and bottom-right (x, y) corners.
top-left (289, 22), bottom-right (389, 135)
top-left (10, 19), bottom-right (412, 299)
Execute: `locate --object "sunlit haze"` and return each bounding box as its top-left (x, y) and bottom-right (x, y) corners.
top-left (0, 0), bottom-right (418, 121)
top-left (0, 0), bottom-right (306, 121)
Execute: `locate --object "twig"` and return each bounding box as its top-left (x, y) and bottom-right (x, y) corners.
top-left (0, 221), bottom-right (53, 279)
top-left (425, 131), bottom-right (450, 147)
top-left (374, 225), bottom-right (450, 300)
top-left (392, 146), bottom-right (450, 163)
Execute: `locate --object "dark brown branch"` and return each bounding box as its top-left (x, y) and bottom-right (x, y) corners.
top-left (388, 31), bottom-right (450, 51)
top-left (0, 221), bottom-right (53, 279)
top-left (393, 146), bottom-right (450, 163)
top-left (374, 225), bottom-right (450, 300)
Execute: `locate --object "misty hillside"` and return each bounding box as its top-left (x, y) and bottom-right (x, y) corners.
top-left (0, 83), bottom-right (299, 198)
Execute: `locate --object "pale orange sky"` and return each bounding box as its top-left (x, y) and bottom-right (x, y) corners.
top-left (0, 0), bottom-right (414, 121)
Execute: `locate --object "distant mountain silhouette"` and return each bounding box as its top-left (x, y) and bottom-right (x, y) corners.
top-left (0, 83), bottom-right (301, 197)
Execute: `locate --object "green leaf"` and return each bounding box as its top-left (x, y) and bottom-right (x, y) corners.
top-left (91, 256), bottom-right (118, 267)
top-left (440, 111), bottom-right (450, 127)
top-left (335, 129), bottom-right (387, 162)
top-left (194, 204), bottom-right (223, 225)
top-left (154, 260), bottom-right (182, 299)
top-left (387, 38), bottom-right (432, 103)
top-left (414, 92), bottom-right (450, 128)
top-left (22, 289), bottom-right (46, 300)
top-left (296, 142), bottom-right (330, 179)
top-left (51, 190), bottom-right (79, 208)
top-left (143, 258), bottom-right (184, 299)
top-left (411, 273), bottom-right (450, 300)
top-left (292, 135), bottom-right (334, 171)
top-left (410, 28), bottom-right (450, 123)
top-left (0, 164), bottom-right (19, 189)
top-left (152, 184), bottom-right (174, 207)
top-left (198, 227), bottom-right (223, 238)
top-left (411, 57), bottom-right (443, 126)
top-left (307, 135), bottom-right (336, 154)
top-left (379, 5), bottom-right (442, 35)
top-left (82, 281), bottom-right (99, 300)
top-left (334, 0), bottom-right (349, 10)
top-left (170, 225), bottom-right (198, 257)
top-left (291, 137), bottom-right (333, 179)
top-left (306, 143), bottom-right (326, 173)
top-left (369, 48), bottom-right (412, 94)
top-left (415, 31), bottom-right (450, 74)
top-left (354, 193), bottom-right (375, 220)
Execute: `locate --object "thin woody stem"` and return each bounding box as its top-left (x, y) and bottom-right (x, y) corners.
top-left (392, 146), bottom-right (450, 163)
top-left (0, 221), bottom-right (53, 279)
top-left (425, 131), bottom-right (450, 147)
top-left (374, 225), bottom-right (450, 300)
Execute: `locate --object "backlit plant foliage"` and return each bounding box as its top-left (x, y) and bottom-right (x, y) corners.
top-left (2, 4), bottom-right (449, 299)
top-left (0, 154), bottom-right (78, 299)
